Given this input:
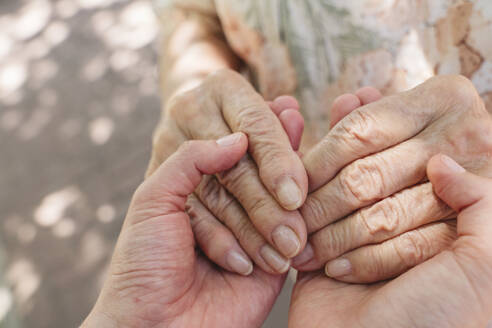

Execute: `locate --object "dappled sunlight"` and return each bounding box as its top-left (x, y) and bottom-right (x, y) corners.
top-left (38, 88), bottom-right (58, 107)
top-left (111, 94), bottom-right (136, 115)
top-left (33, 186), bottom-right (81, 227)
top-left (29, 59), bottom-right (58, 89)
top-left (0, 288), bottom-right (13, 322)
top-left (43, 21), bottom-right (70, 47)
top-left (23, 38), bottom-right (50, 60)
top-left (109, 49), bottom-right (139, 71)
top-left (3, 215), bottom-right (38, 245)
top-left (17, 107), bottom-right (55, 140)
top-left (6, 259), bottom-right (41, 305)
top-left (11, 1), bottom-right (52, 41)
top-left (0, 0), bottom-right (159, 135)
top-left (97, 1), bottom-right (157, 50)
top-left (1, 110), bottom-right (23, 131)
top-left (77, 230), bottom-right (107, 272)
top-left (97, 204), bottom-right (116, 223)
top-left (0, 35), bottom-right (12, 58)
top-left (0, 0), bottom-right (160, 326)
top-left (77, 0), bottom-right (119, 10)
top-left (80, 54), bottom-right (108, 81)
top-left (52, 218), bottom-right (76, 238)
top-left (16, 223), bottom-right (37, 245)
top-left (58, 118), bottom-right (82, 138)
top-left (55, 0), bottom-right (80, 19)
top-left (0, 62), bottom-right (27, 95)
top-left (88, 116), bottom-right (114, 145)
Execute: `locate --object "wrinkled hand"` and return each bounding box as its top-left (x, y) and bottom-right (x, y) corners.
top-left (289, 154), bottom-right (492, 328)
top-left (293, 75), bottom-right (492, 282)
top-left (83, 134), bottom-right (286, 328)
top-left (147, 69), bottom-right (307, 274)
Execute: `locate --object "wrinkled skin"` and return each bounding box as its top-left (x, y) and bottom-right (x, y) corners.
top-left (147, 69), bottom-right (308, 275)
top-left (289, 154), bottom-right (492, 328)
top-left (83, 135), bottom-right (285, 328)
top-left (150, 71), bottom-right (492, 285)
top-left (293, 75), bottom-right (492, 282)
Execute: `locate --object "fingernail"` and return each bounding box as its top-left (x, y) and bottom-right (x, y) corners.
top-left (325, 258), bottom-right (352, 278)
top-left (276, 177), bottom-right (303, 210)
top-left (272, 225), bottom-right (301, 258)
top-left (292, 243), bottom-right (314, 267)
top-left (226, 251), bottom-right (253, 276)
top-left (260, 245), bottom-right (290, 273)
top-left (216, 133), bottom-right (242, 147)
top-left (440, 154), bottom-right (466, 173)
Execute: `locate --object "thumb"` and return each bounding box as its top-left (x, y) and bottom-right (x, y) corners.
top-left (131, 132), bottom-right (248, 220)
top-left (93, 133), bottom-right (248, 323)
top-left (427, 154), bottom-right (492, 314)
top-left (119, 132), bottom-right (247, 272)
top-left (427, 154), bottom-right (492, 239)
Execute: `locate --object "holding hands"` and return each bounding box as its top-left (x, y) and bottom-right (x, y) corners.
top-left (290, 154), bottom-right (492, 327)
top-left (85, 73), bottom-right (492, 327)
top-left (147, 70), bottom-right (307, 275)
top-left (83, 134), bottom-right (286, 328)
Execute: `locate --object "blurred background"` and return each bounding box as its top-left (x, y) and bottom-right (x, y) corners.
top-left (1, 0), bottom-right (162, 326)
top-left (0, 0), bottom-right (290, 327)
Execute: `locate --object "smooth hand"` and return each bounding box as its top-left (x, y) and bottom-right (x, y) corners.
top-left (294, 75), bottom-right (492, 282)
top-left (290, 154), bottom-right (492, 328)
top-left (83, 134), bottom-right (286, 328)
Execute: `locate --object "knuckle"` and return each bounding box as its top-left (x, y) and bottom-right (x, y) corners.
top-left (393, 230), bottom-right (430, 267)
top-left (358, 196), bottom-right (404, 239)
top-left (433, 75), bottom-right (481, 111)
top-left (197, 176), bottom-right (235, 222)
top-left (370, 247), bottom-right (392, 277)
top-left (186, 198), bottom-right (215, 242)
top-left (197, 177), bottom-right (265, 248)
top-left (167, 91), bottom-right (192, 120)
top-left (302, 194), bottom-right (330, 232)
top-left (167, 90), bottom-right (202, 129)
top-left (248, 195), bottom-right (271, 217)
top-left (189, 212), bottom-right (213, 241)
top-left (357, 246), bottom-right (390, 279)
top-left (451, 117), bottom-right (492, 157)
top-left (313, 229), bottom-right (345, 261)
top-left (336, 109), bottom-right (381, 150)
top-left (216, 156), bottom-right (254, 191)
top-left (233, 217), bottom-right (264, 247)
top-left (364, 248), bottom-right (386, 277)
top-left (237, 104), bottom-right (278, 137)
top-left (339, 157), bottom-right (388, 204)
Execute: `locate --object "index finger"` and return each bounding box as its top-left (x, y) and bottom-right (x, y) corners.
top-left (212, 70), bottom-right (308, 211)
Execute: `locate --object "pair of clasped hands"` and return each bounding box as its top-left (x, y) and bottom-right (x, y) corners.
top-left (83, 71), bottom-right (492, 327)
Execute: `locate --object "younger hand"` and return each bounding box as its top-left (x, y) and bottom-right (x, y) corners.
top-left (83, 133), bottom-right (285, 328)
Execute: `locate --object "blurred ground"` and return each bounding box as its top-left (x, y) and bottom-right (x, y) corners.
top-left (0, 0), bottom-right (290, 327)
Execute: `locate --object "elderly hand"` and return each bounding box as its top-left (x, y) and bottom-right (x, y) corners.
top-left (147, 69), bottom-right (308, 275)
top-left (289, 154), bottom-right (492, 327)
top-left (293, 75), bottom-right (492, 283)
top-left (83, 134), bottom-right (286, 328)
